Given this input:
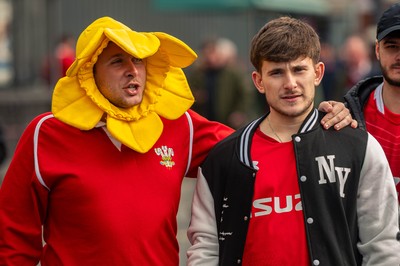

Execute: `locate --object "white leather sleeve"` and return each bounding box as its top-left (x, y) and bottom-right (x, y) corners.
top-left (357, 133), bottom-right (400, 265)
top-left (187, 167), bottom-right (219, 266)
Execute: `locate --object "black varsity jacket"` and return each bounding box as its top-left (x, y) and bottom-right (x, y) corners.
top-left (187, 108), bottom-right (400, 266)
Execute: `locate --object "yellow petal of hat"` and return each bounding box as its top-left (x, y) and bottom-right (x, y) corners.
top-left (52, 16), bottom-right (197, 153)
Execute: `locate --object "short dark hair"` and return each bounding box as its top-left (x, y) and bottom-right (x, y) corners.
top-left (250, 16), bottom-right (321, 72)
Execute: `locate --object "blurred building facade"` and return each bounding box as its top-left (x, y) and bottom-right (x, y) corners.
top-left (6, 0), bottom-right (395, 88)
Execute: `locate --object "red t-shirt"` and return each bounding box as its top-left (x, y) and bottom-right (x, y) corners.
top-left (0, 110), bottom-right (233, 265)
top-left (364, 91), bottom-right (400, 203)
top-left (242, 128), bottom-right (310, 265)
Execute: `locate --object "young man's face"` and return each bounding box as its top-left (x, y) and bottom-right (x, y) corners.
top-left (376, 36), bottom-right (400, 87)
top-left (94, 42), bottom-right (147, 109)
top-left (252, 57), bottom-right (324, 118)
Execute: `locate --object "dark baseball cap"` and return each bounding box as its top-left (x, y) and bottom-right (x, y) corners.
top-left (377, 3), bottom-right (400, 41)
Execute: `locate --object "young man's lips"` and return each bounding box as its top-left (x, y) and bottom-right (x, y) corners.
top-left (282, 95), bottom-right (300, 99)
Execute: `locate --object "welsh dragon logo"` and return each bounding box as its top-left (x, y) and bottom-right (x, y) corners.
top-left (154, 146), bottom-right (175, 169)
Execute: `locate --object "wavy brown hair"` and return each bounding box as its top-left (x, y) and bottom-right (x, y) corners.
top-left (250, 16), bottom-right (321, 72)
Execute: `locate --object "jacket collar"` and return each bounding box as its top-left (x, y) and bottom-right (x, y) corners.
top-left (238, 108), bottom-right (320, 168)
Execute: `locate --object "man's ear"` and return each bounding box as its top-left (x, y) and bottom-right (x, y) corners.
top-left (375, 40), bottom-right (380, 60)
top-left (314, 62), bottom-right (325, 87)
top-left (252, 71), bottom-right (265, 94)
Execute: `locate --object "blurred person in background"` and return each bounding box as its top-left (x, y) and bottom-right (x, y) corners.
top-left (334, 34), bottom-right (380, 100)
top-left (0, 16), bottom-right (354, 266)
top-left (41, 34), bottom-right (76, 86)
top-left (319, 41), bottom-right (338, 101)
top-left (0, 124), bottom-right (6, 166)
top-left (345, 2), bottom-right (400, 206)
top-left (55, 34), bottom-right (76, 77)
top-left (0, 0), bottom-right (13, 88)
top-left (188, 37), bottom-right (252, 128)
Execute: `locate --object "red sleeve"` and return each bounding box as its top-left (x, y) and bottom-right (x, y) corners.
top-left (185, 109), bottom-right (234, 177)
top-left (0, 114), bottom-right (50, 265)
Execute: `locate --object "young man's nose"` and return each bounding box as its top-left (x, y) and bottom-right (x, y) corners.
top-left (283, 73), bottom-right (298, 89)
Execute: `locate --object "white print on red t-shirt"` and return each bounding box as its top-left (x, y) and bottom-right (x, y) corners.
top-left (252, 194), bottom-right (302, 218)
top-left (154, 145), bottom-right (175, 169)
top-left (250, 154), bottom-right (351, 219)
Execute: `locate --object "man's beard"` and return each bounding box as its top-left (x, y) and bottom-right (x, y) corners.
top-left (272, 97), bottom-right (314, 118)
top-left (381, 62), bottom-right (400, 87)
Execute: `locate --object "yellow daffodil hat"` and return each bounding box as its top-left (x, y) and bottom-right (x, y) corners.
top-left (52, 16), bottom-right (197, 153)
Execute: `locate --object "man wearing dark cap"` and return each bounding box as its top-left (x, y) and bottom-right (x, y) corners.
top-left (345, 2), bottom-right (400, 205)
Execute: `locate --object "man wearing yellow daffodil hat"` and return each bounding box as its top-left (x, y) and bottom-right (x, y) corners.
top-left (0, 16), bottom-right (233, 265)
top-left (0, 17), bottom-right (354, 265)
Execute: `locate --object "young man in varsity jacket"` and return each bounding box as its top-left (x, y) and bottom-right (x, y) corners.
top-left (187, 16), bottom-right (400, 266)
